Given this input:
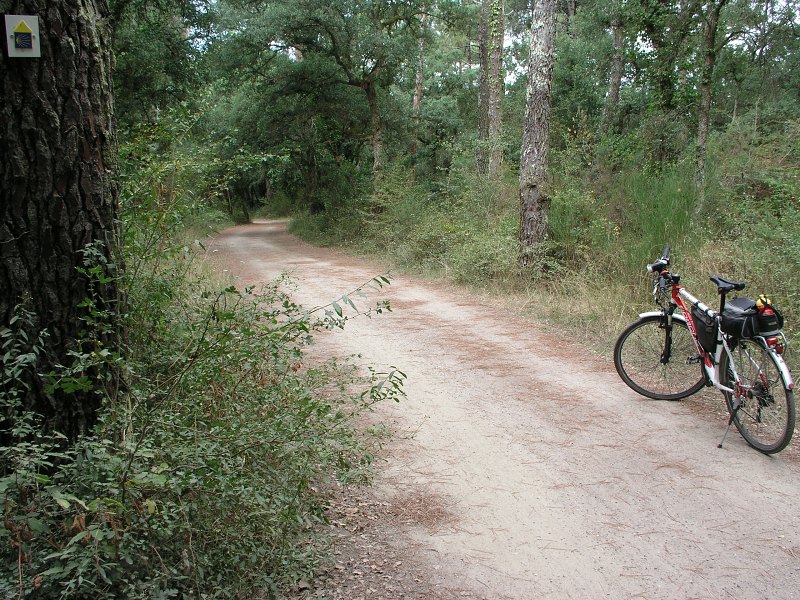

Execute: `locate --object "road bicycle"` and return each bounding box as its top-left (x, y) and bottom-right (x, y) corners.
top-left (613, 247), bottom-right (796, 454)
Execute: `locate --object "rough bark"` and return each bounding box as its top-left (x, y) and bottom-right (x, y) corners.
top-left (518, 0), bottom-right (556, 267)
top-left (0, 0), bottom-right (119, 441)
top-left (411, 55), bottom-right (424, 156)
top-left (477, 0), bottom-right (490, 175)
top-left (487, 0), bottom-right (505, 178)
top-left (694, 0), bottom-right (727, 214)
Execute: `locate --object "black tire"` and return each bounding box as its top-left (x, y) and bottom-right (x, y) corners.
top-left (614, 315), bottom-right (706, 400)
top-left (720, 339), bottom-right (795, 454)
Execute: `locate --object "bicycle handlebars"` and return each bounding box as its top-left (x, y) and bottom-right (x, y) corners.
top-left (646, 246), bottom-right (671, 274)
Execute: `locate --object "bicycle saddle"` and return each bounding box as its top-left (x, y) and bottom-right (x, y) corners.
top-left (710, 275), bottom-right (746, 294)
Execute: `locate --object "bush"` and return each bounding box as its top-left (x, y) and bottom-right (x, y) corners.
top-left (1, 121), bottom-right (403, 598)
top-left (1, 258), bottom-right (402, 600)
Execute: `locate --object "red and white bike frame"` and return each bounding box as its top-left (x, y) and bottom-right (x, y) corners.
top-left (638, 280), bottom-right (794, 395)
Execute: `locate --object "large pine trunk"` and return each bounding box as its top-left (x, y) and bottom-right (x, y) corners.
top-left (0, 0), bottom-right (119, 441)
top-left (478, 0), bottom-right (505, 178)
top-left (518, 0), bottom-right (556, 267)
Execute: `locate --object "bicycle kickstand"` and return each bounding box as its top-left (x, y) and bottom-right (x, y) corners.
top-left (718, 400), bottom-right (741, 449)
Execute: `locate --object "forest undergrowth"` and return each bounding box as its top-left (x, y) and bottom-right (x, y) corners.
top-left (289, 113), bottom-right (800, 362)
top-left (0, 125), bottom-right (403, 599)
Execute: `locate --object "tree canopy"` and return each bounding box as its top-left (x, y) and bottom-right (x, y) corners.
top-left (104, 0), bottom-right (799, 221)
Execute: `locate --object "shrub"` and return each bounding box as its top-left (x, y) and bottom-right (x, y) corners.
top-left (1, 119), bottom-right (403, 598)
top-left (1, 262), bottom-right (402, 600)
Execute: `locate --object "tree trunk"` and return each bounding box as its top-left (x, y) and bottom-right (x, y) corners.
top-left (477, 0), bottom-right (490, 175)
top-left (603, 5), bottom-right (624, 131)
top-left (487, 0), bottom-right (505, 178)
top-left (412, 59), bottom-right (423, 155)
top-left (0, 0), bottom-right (119, 441)
top-left (363, 80), bottom-right (384, 178)
top-left (264, 173), bottom-right (273, 202)
top-left (302, 149), bottom-right (321, 212)
top-left (518, 0), bottom-right (557, 268)
top-left (411, 23), bottom-right (425, 158)
top-left (565, 0), bottom-right (578, 38)
top-left (694, 0), bottom-right (727, 214)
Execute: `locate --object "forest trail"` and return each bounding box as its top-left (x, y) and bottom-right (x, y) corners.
top-left (209, 220), bottom-right (800, 600)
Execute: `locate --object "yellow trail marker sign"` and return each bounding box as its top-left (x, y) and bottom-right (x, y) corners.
top-left (5, 15), bottom-right (41, 58)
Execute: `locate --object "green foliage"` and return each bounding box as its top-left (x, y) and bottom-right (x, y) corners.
top-left (1, 120), bottom-right (402, 598)
top-left (1, 284), bottom-right (395, 597)
top-left (1, 308), bottom-right (51, 447)
top-left (697, 115), bottom-right (800, 331)
top-left (199, 58), bottom-right (370, 216)
top-left (551, 31), bottom-right (607, 136)
top-left (292, 162), bottom-right (520, 285)
top-left (289, 103), bottom-right (800, 347)
top-left (119, 101), bottom-right (281, 226)
top-left (608, 164), bottom-right (698, 265)
top-left (714, 115), bottom-right (800, 211)
top-left (547, 187), bottom-right (618, 269)
top-left (111, 0), bottom-right (215, 126)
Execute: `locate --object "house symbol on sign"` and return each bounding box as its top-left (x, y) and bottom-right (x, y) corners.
top-left (13, 19), bottom-right (33, 49)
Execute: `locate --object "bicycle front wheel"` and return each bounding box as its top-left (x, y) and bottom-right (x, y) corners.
top-left (614, 315), bottom-right (706, 400)
top-left (720, 339), bottom-right (795, 454)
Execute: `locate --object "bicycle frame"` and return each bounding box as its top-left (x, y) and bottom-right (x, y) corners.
top-left (614, 247), bottom-right (796, 452)
top-left (639, 277), bottom-right (794, 396)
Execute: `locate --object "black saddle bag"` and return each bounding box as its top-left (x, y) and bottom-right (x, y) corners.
top-left (721, 297), bottom-right (783, 338)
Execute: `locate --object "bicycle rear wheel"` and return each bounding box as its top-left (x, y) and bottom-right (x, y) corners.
top-left (614, 315), bottom-right (706, 400)
top-left (720, 339), bottom-right (795, 454)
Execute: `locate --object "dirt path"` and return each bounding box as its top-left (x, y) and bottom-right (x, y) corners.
top-left (210, 220), bottom-right (800, 600)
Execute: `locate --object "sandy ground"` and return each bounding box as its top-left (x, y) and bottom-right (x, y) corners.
top-left (209, 220), bottom-right (800, 600)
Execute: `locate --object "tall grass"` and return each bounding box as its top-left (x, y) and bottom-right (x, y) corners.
top-left (289, 117), bottom-right (800, 352)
